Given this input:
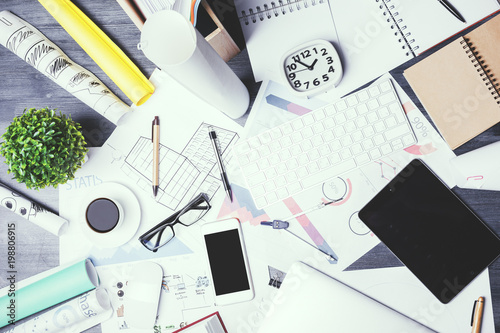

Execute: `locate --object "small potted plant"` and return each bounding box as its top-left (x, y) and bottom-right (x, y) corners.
top-left (0, 107), bottom-right (88, 190)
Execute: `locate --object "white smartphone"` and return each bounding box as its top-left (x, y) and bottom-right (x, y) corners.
top-left (201, 218), bottom-right (254, 305)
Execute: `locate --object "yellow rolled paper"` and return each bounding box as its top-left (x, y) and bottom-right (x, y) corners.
top-left (38, 0), bottom-right (154, 106)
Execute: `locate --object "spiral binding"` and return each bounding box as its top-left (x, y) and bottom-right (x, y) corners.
top-left (376, 0), bottom-right (418, 57)
top-left (461, 38), bottom-right (500, 105)
top-left (239, 0), bottom-right (324, 25)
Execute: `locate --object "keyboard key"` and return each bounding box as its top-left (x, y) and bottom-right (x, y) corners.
top-left (367, 99), bottom-right (380, 110)
top-left (302, 126), bottom-right (314, 138)
top-left (257, 145), bottom-right (271, 157)
top-left (286, 182), bottom-right (303, 195)
top-left (403, 134), bottom-right (416, 146)
top-left (355, 152), bottom-right (370, 165)
top-left (276, 162), bottom-right (288, 175)
top-left (324, 105), bottom-right (335, 116)
top-left (367, 111), bottom-right (379, 123)
top-left (318, 157), bottom-right (330, 169)
top-left (369, 85), bottom-right (380, 97)
top-left (385, 115), bottom-right (397, 128)
top-left (322, 130), bottom-right (335, 142)
top-left (275, 175), bottom-right (287, 188)
top-left (266, 192), bottom-right (278, 204)
top-left (373, 134), bottom-right (385, 146)
top-left (323, 117), bottom-right (335, 129)
top-left (253, 184), bottom-right (266, 197)
top-left (243, 162), bottom-right (260, 175)
top-left (292, 119), bottom-right (305, 130)
top-left (308, 148), bottom-right (321, 160)
top-left (288, 158), bottom-right (299, 170)
top-left (269, 141), bottom-right (282, 153)
top-left (238, 154), bottom-right (250, 165)
top-left (357, 89), bottom-right (369, 102)
top-left (264, 180), bottom-right (277, 192)
top-left (248, 136), bottom-right (261, 149)
top-left (296, 166), bottom-right (309, 179)
top-left (265, 167), bottom-right (278, 179)
top-left (335, 99), bottom-right (348, 111)
top-left (334, 113), bottom-right (347, 124)
top-left (355, 116), bottom-right (368, 128)
top-left (307, 161), bottom-right (319, 174)
top-left (303, 114), bottom-right (315, 126)
top-left (270, 127), bottom-right (283, 140)
top-left (313, 109), bottom-right (326, 121)
top-left (301, 139), bottom-right (313, 151)
top-left (254, 196), bottom-right (267, 209)
top-left (297, 154), bottom-right (310, 166)
top-left (345, 121), bottom-right (356, 133)
top-left (377, 106), bottom-right (390, 119)
top-left (301, 159), bottom-right (357, 188)
top-left (289, 145), bottom-right (302, 156)
top-left (341, 135), bottom-right (353, 146)
top-left (291, 131), bottom-right (303, 143)
top-left (379, 92), bottom-right (396, 105)
top-left (330, 140), bottom-right (342, 152)
top-left (279, 148), bottom-right (292, 160)
top-left (340, 148), bottom-right (352, 160)
top-left (346, 95), bottom-right (358, 107)
top-left (328, 152), bottom-right (341, 165)
top-left (352, 130), bottom-right (364, 142)
top-left (384, 124), bottom-right (411, 141)
top-left (380, 143), bottom-right (393, 155)
top-left (351, 143), bottom-right (363, 155)
top-left (311, 135), bottom-right (324, 147)
top-left (286, 171), bottom-right (298, 182)
top-left (334, 126), bottom-right (346, 137)
top-left (379, 80), bottom-right (392, 92)
top-left (391, 139), bottom-right (404, 150)
top-left (312, 122), bottom-right (325, 133)
top-left (259, 132), bottom-right (272, 144)
top-left (282, 123), bottom-right (293, 135)
top-left (369, 148), bottom-right (382, 159)
top-left (269, 154), bottom-right (280, 165)
top-left (362, 139), bottom-right (374, 150)
top-left (276, 187), bottom-right (289, 199)
top-left (280, 136), bottom-right (293, 147)
top-left (363, 125), bottom-right (375, 137)
top-left (318, 144), bottom-right (331, 156)
top-left (357, 103), bottom-right (369, 114)
top-left (248, 172), bottom-right (267, 187)
top-left (374, 121), bottom-right (387, 133)
top-left (234, 142), bottom-right (250, 155)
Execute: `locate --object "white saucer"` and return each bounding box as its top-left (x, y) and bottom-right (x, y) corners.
top-left (80, 182), bottom-right (141, 248)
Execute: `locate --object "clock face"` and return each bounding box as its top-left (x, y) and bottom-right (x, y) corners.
top-left (282, 40), bottom-right (342, 96)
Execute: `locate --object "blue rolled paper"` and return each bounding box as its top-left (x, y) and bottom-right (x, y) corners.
top-left (0, 259), bottom-right (99, 328)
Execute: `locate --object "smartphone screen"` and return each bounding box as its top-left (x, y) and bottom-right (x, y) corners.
top-left (204, 229), bottom-right (251, 296)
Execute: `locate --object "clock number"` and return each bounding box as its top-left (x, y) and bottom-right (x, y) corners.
top-left (322, 74), bottom-right (329, 82)
top-left (292, 55), bottom-right (301, 63)
top-left (327, 56), bottom-right (333, 64)
top-left (300, 50), bottom-right (311, 58)
top-left (288, 73), bottom-right (296, 80)
top-left (286, 63), bottom-right (297, 71)
top-left (328, 66), bottom-right (335, 73)
top-left (321, 48), bottom-right (328, 56)
top-left (312, 47), bottom-right (318, 54)
top-left (294, 80), bottom-right (302, 88)
top-left (313, 78), bottom-right (320, 86)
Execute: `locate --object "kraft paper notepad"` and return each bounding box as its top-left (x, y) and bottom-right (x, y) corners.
top-left (404, 15), bottom-right (500, 149)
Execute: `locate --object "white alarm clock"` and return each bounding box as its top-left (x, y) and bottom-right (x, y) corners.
top-left (280, 39), bottom-right (343, 97)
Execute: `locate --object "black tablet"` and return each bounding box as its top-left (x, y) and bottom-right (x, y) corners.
top-left (359, 159), bottom-right (500, 303)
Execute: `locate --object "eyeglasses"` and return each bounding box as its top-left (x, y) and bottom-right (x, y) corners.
top-left (139, 193), bottom-right (211, 252)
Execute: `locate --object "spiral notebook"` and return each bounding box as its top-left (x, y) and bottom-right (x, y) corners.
top-left (328, 0), bottom-right (500, 98)
top-left (234, 0), bottom-right (339, 83)
top-left (404, 14), bottom-right (500, 149)
top-left (235, 0), bottom-right (500, 99)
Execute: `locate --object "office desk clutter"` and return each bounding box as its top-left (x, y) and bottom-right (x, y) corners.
top-left (139, 10), bottom-right (249, 119)
top-left (2, 0), bottom-right (500, 332)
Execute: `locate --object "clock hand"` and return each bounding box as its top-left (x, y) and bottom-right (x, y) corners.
top-left (296, 60), bottom-right (312, 69)
top-left (308, 59), bottom-right (318, 70)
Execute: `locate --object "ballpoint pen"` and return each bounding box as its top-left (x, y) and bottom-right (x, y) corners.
top-left (208, 128), bottom-right (233, 202)
top-left (471, 296), bottom-right (484, 333)
top-left (152, 116), bottom-right (160, 197)
top-left (437, 0), bottom-right (466, 23)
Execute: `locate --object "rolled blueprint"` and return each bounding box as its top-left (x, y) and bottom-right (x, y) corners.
top-left (0, 182), bottom-right (68, 236)
top-left (0, 259), bottom-right (99, 328)
top-left (139, 10), bottom-right (249, 119)
top-left (2, 289), bottom-right (112, 333)
top-left (0, 11), bottom-right (129, 125)
top-left (37, 0), bottom-right (155, 106)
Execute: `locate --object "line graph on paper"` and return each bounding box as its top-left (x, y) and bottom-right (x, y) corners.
top-left (120, 123), bottom-right (239, 211)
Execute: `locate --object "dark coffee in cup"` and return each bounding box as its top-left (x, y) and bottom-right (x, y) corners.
top-left (86, 198), bottom-right (121, 233)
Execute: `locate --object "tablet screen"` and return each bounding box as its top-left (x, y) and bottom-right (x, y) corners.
top-left (359, 159), bottom-right (500, 303)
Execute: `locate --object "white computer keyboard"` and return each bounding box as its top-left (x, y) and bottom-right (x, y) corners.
top-left (233, 79), bottom-right (416, 209)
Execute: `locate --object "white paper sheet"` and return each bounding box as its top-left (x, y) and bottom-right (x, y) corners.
top-left (338, 267), bottom-right (495, 333)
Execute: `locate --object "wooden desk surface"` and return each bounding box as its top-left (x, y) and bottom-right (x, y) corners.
top-left (0, 1), bottom-right (499, 331)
